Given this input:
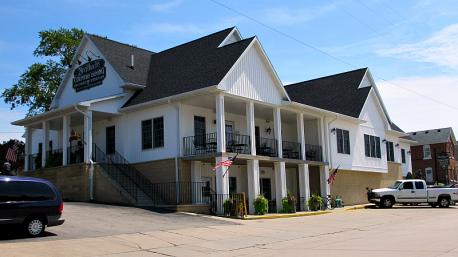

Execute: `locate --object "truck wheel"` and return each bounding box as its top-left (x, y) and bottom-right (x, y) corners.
top-left (381, 197), bottom-right (394, 208)
top-left (438, 197), bottom-right (450, 208)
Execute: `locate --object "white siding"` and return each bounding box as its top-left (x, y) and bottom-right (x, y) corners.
top-left (329, 91), bottom-right (390, 173)
top-left (123, 104), bottom-right (178, 163)
top-left (30, 129), bottom-right (60, 154)
top-left (54, 40), bottom-right (125, 108)
top-left (219, 44), bottom-right (284, 105)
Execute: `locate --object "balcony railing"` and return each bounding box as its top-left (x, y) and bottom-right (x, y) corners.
top-left (282, 141), bottom-right (301, 160)
top-left (183, 133), bottom-right (251, 156)
top-left (256, 137), bottom-right (277, 157)
top-left (305, 144), bottom-right (323, 162)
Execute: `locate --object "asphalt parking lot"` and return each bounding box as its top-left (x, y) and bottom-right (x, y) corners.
top-left (1, 202), bottom-right (458, 256)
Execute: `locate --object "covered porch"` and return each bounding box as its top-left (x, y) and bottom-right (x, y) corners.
top-left (15, 105), bottom-right (119, 171)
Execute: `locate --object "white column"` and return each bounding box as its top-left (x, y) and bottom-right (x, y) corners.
top-left (42, 121), bottom-right (48, 168)
top-left (84, 110), bottom-right (93, 163)
top-left (320, 165), bottom-right (331, 197)
top-left (297, 113), bottom-right (305, 160)
top-left (273, 107), bottom-right (283, 158)
top-left (216, 94), bottom-right (226, 153)
top-left (176, 103), bottom-right (183, 156)
top-left (298, 164), bottom-right (310, 211)
top-left (319, 117), bottom-right (327, 163)
top-left (191, 161), bottom-right (202, 204)
top-left (24, 127), bottom-right (32, 171)
top-left (275, 161), bottom-right (286, 211)
top-left (246, 101), bottom-right (256, 155)
top-left (215, 156), bottom-right (229, 214)
top-left (247, 159), bottom-right (260, 214)
top-left (62, 115), bottom-right (69, 165)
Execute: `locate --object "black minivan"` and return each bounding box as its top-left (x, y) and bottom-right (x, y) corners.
top-left (0, 176), bottom-right (64, 237)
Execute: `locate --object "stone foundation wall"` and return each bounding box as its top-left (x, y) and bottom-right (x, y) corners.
top-left (330, 162), bottom-right (403, 206)
top-left (133, 158), bottom-right (177, 183)
top-left (22, 164), bottom-right (132, 205)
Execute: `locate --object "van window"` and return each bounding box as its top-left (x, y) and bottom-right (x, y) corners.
top-left (402, 182), bottom-right (414, 190)
top-left (415, 181), bottom-right (425, 189)
top-left (0, 181), bottom-right (55, 202)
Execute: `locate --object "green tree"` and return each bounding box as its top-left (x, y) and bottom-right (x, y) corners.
top-left (2, 28), bottom-right (85, 116)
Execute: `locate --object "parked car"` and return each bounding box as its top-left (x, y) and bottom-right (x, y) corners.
top-left (367, 179), bottom-right (458, 208)
top-left (0, 176), bottom-right (64, 237)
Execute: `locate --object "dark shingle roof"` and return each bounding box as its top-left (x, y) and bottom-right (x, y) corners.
top-left (123, 28), bottom-right (254, 107)
top-left (285, 68), bottom-right (370, 118)
top-left (407, 127), bottom-right (454, 146)
top-left (88, 35), bottom-right (155, 86)
top-left (390, 122), bottom-right (404, 133)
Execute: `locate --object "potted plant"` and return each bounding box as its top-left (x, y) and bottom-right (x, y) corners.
top-left (307, 194), bottom-right (323, 211)
top-left (287, 193), bottom-right (297, 213)
top-left (253, 195), bottom-right (269, 215)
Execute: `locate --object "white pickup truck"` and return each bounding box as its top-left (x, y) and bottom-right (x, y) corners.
top-left (367, 179), bottom-right (458, 208)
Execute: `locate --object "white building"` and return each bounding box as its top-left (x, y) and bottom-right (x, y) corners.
top-left (13, 27), bottom-right (414, 212)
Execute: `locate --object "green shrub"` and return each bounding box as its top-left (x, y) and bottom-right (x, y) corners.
top-left (308, 194), bottom-right (323, 211)
top-left (223, 198), bottom-right (233, 216)
top-left (405, 172), bottom-right (414, 179)
top-left (253, 195), bottom-right (269, 215)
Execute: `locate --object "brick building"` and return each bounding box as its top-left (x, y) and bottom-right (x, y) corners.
top-left (407, 128), bottom-right (456, 185)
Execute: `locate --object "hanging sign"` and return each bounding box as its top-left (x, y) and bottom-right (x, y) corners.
top-left (72, 59), bottom-right (106, 92)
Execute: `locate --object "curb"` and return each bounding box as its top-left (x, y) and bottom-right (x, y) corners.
top-left (243, 211), bottom-right (332, 220)
top-left (345, 204), bottom-right (375, 211)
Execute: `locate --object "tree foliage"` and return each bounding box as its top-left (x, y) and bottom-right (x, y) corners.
top-left (2, 28), bottom-right (85, 116)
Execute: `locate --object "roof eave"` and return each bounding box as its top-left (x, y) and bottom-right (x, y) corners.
top-left (285, 101), bottom-right (366, 123)
top-left (120, 85), bottom-right (221, 112)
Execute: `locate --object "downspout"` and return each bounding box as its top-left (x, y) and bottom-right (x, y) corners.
top-left (326, 115), bottom-right (338, 169)
top-left (74, 105), bottom-right (95, 201)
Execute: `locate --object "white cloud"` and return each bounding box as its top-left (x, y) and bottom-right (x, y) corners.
top-left (376, 75), bottom-right (458, 133)
top-left (150, 0), bottom-right (182, 12)
top-left (377, 23), bottom-right (458, 70)
top-left (260, 4), bottom-right (337, 26)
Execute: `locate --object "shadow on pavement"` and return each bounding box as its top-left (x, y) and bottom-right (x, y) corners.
top-left (0, 225), bottom-right (58, 241)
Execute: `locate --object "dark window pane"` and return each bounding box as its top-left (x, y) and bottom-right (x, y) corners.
top-left (153, 117), bottom-right (164, 148)
top-left (141, 120), bottom-right (152, 150)
top-left (370, 136), bottom-right (376, 157)
top-left (415, 181), bottom-right (424, 189)
top-left (403, 182), bottom-right (414, 190)
top-left (0, 181), bottom-right (55, 202)
top-left (336, 129), bottom-right (343, 153)
top-left (401, 149), bottom-right (406, 163)
top-left (343, 130), bottom-right (350, 154)
top-left (375, 137), bottom-right (381, 158)
top-left (364, 134), bottom-right (370, 157)
top-left (194, 116), bottom-right (206, 146)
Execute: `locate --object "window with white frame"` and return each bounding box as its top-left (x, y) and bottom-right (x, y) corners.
top-left (364, 134), bottom-right (381, 158)
top-left (336, 128), bottom-right (350, 154)
top-left (401, 149), bottom-right (406, 164)
top-left (386, 141), bottom-right (395, 162)
top-left (423, 145), bottom-right (431, 159)
top-left (425, 167), bottom-right (433, 183)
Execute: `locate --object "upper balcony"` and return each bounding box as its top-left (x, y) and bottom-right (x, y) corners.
top-left (180, 93), bottom-right (324, 162)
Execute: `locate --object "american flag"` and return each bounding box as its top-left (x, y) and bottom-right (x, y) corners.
top-left (212, 154), bottom-right (238, 171)
top-left (327, 166), bottom-right (339, 185)
top-left (5, 144), bottom-right (18, 163)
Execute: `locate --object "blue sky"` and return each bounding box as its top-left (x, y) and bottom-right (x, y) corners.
top-left (1, 0), bottom-right (457, 142)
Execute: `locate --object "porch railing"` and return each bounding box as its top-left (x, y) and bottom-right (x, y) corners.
top-left (45, 148), bottom-right (63, 168)
top-left (67, 144), bottom-right (84, 165)
top-left (150, 181), bottom-right (212, 205)
top-left (210, 193), bottom-right (247, 217)
top-left (183, 132), bottom-right (251, 156)
top-left (282, 141), bottom-right (301, 159)
top-left (256, 137), bottom-right (278, 157)
top-left (27, 154), bottom-right (40, 171)
top-left (304, 144), bottom-right (323, 162)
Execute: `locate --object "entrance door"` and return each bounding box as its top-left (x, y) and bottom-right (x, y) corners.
top-left (201, 176), bottom-right (212, 204)
top-left (260, 178), bottom-right (272, 200)
top-left (255, 126), bottom-right (260, 149)
top-left (106, 126), bottom-right (115, 155)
